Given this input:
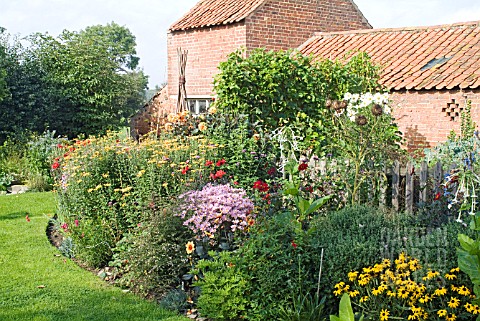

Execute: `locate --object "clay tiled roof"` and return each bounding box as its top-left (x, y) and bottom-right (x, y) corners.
top-left (298, 21), bottom-right (480, 90)
top-left (169, 0), bottom-right (266, 31)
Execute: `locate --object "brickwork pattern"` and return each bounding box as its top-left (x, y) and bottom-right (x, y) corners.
top-left (391, 89), bottom-right (480, 152)
top-left (168, 0), bottom-right (371, 98)
top-left (167, 22), bottom-right (247, 98)
top-left (246, 0), bottom-right (371, 50)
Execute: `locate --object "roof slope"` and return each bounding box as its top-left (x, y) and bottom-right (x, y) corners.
top-left (298, 21), bottom-right (480, 90)
top-left (170, 0), bottom-right (266, 31)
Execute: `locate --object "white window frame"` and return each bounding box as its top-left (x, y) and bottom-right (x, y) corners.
top-left (186, 97), bottom-right (213, 115)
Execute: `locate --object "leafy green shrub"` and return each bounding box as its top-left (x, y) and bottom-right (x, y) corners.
top-left (234, 212), bottom-right (319, 321)
top-left (24, 130), bottom-right (65, 191)
top-left (193, 251), bottom-right (251, 321)
top-left (110, 202), bottom-right (193, 300)
top-left (214, 49), bottom-right (382, 152)
top-left (204, 113), bottom-right (277, 189)
top-left (0, 131), bottom-right (64, 191)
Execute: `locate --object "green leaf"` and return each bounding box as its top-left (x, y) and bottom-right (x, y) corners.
top-left (304, 195), bottom-right (333, 216)
top-left (339, 293), bottom-right (354, 321)
top-left (458, 234), bottom-right (476, 252)
top-left (457, 248), bottom-right (480, 284)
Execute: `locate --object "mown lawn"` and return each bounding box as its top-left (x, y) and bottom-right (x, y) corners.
top-left (0, 192), bottom-right (188, 321)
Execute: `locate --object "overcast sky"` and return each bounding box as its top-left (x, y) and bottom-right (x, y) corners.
top-left (1, 0), bottom-right (479, 89)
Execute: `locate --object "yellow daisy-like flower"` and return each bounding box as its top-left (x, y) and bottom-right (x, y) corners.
top-left (464, 302), bottom-right (473, 313)
top-left (419, 294), bottom-right (432, 303)
top-left (445, 313), bottom-right (456, 321)
top-left (407, 314), bottom-right (417, 320)
top-left (457, 286), bottom-right (470, 296)
top-left (450, 267), bottom-right (460, 273)
top-left (448, 297), bottom-right (460, 309)
top-left (437, 309), bottom-right (448, 317)
top-left (423, 270), bottom-right (440, 281)
top-left (434, 287), bottom-right (447, 296)
top-left (372, 288), bottom-right (382, 296)
top-left (358, 274), bottom-right (371, 286)
top-left (373, 263), bottom-right (384, 273)
top-left (185, 241), bottom-right (195, 254)
top-left (397, 288), bottom-right (409, 299)
top-left (445, 273), bottom-right (457, 280)
top-left (396, 262), bottom-right (409, 271)
top-left (363, 266), bottom-right (373, 274)
top-left (409, 259), bottom-right (421, 271)
top-left (359, 296), bottom-right (369, 303)
top-left (380, 309), bottom-right (389, 321)
top-left (471, 305), bottom-right (480, 315)
top-left (333, 288), bottom-right (343, 296)
top-left (348, 271), bottom-right (358, 281)
top-left (382, 258), bottom-right (391, 268)
top-left (334, 282), bottom-right (345, 289)
top-left (348, 290), bottom-right (360, 297)
top-left (387, 290), bottom-right (396, 297)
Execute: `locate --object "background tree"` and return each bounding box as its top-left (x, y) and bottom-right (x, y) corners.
top-left (31, 22), bottom-right (147, 138)
top-left (0, 30), bottom-right (52, 141)
top-left (0, 23), bottom-right (147, 142)
top-left (0, 28), bottom-right (8, 103)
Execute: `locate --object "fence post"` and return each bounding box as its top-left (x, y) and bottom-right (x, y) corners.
top-left (419, 161), bottom-right (428, 203)
top-left (433, 161), bottom-right (444, 195)
top-left (379, 166), bottom-right (387, 209)
top-left (392, 160), bottom-right (400, 212)
top-left (405, 162), bottom-right (414, 213)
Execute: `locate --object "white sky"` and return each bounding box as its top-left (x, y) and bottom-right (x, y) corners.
top-left (0, 0), bottom-right (479, 89)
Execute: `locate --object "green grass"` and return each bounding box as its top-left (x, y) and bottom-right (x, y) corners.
top-left (0, 192), bottom-right (188, 321)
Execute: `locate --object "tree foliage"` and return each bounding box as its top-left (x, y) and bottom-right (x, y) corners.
top-left (0, 28), bottom-right (8, 103)
top-left (0, 22), bottom-right (147, 141)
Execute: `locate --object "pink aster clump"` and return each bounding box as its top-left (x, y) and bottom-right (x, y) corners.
top-left (177, 183), bottom-right (255, 239)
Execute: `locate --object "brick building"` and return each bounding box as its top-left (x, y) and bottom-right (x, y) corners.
top-left (167, 0), bottom-right (371, 112)
top-left (297, 21), bottom-right (480, 151)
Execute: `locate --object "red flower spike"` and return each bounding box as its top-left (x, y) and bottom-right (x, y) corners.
top-left (25, 215), bottom-right (30, 222)
top-left (182, 166), bottom-right (190, 174)
top-left (205, 160), bottom-right (213, 167)
top-left (51, 162), bottom-right (60, 170)
top-left (216, 159), bottom-right (226, 167)
top-left (291, 241), bottom-right (298, 249)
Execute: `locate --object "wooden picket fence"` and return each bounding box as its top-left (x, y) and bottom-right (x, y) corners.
top-left (311, 158), bottom-right (449, 212)
top-left (385, 160), bottom-right (448, 213)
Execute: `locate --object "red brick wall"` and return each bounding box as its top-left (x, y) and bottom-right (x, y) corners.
top-left (245, 0), bottom-right (371, 50)
top-left (391, 89), bottom-right (480, 152)
top-left (167, 22), bottom-right (247, 98)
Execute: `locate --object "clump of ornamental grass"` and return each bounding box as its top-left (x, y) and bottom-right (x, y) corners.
top-left (333, 253), bottom-right (478, 321)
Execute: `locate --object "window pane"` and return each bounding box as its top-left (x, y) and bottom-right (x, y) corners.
top-left (198, 100), bottom-right (207, 114)
top-left (188, 100), bottom-right (196, 114)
